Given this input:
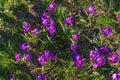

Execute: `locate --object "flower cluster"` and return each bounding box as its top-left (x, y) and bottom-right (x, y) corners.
top-left (14, 52), bottom-right (33, 62)
top-left (38, 50), bottom-right (58, 66)
top-left (89, 47), bottom-right (119, 68)
top-left (70, 32), bottom-right (85, 67)
top-left (22, 23), bottom-right (40, 36)
top-left (11, 1), bottom-right (120, 80)
top-left (41, 2), bottom-right (57, 36)
top-left (72, 53), bottom-right (85, 67)
top-left (14, 42), bottom-right (33, 62)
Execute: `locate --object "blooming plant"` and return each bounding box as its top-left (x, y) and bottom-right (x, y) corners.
top-left (0, 0), bottom-right (120, 80)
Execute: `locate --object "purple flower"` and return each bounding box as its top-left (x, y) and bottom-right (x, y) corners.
top-left (110, 72), bottom-right (120, 80)
top-left (36, 73), bottom-right (45, 80)
top-left (65, 17), bottom-right (74, 27)
top-left (32, 28), bottom-right (40, 36)
top-left (22, 23), bottom-right (31, 32)
top-left (46, 21), bottom-right (57, 36)
top-left (10, 77), bottom-right (15, 80)
top-left (38, 55), bottom-right (47, 66)
top-left (48, 2), bottom-right (57, 11)
top-left (97, 47), bottom-right (111, 54)
top-left (20, 42), bottom-right (29, 51)
top-left (108, 53), bottom-right (119, 63)
top-left (72, 53), bottom-right (80, 61)
top-left (88, 5), bottom-right (96, 14)
top-left (14, 53), bottom-right (22, 62)
top-left (24, 53), bottom-right (33, 60)
top-left (70, 44), bottom-right (79, 52)
top-left (52, 54), bottom-right (58, 61)
top-left (41, 12), bottom-right (51, 21)
top-left (116, 15), bottom-right (120, 23)
top-left (72, 33), bottom-right (80, 41)
top-left (93, 56), bottom-right (105, 68)
top-left (72, 53), bottom-right (85, 67)
top-left (42, 20), bottom-right (50, 27)
top-left (103, 27), bottom-right (112, 37)
top-left (48, 20), bottom-right (56, 27)
top-left (47, 26), bottom-right (56, 36)
top-left (89, 50), bottom-right (100, 61)
top-left (43, 50), bottom-right (53, 61)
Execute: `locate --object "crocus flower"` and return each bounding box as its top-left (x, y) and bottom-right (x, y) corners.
top-left (108, 53), bottom-right (119, 63)
top-left (93, 56), bottom-right (105, 68)
top-left (48, 2), bottom-right (57, 11)
top-left (43, 50), bottom-right (53, 61)
top-left (41, 12), bottom-right (51, 21)
top-left (110, 72), bottom-right (120, 80)
top-left (36, 73), bottom-right (45, 80)
top-left (70, 44), bottom-right (79, 52)
top-left (88, 5), bottom-right (96, 14)
top-left (38, 55), bottom-right (47, 66)
top-left (14, 53), bottom-right (22, 62)
top-left (48, 20), bottom-right (56, 27)
top-left (103, 27), bottom-right (112, 37)
top-left (72, 33), bottom-right (80, 41)
top-left (72, 53), bottom-right (85, 67)
top-left (97, 46), bottom-right (111, 54)
top-left (10, 77), bottom-right (15, 80)
top-left (89, 50), bottom-right (100, 61)
top-left (20, 42), bottom-right (29, 51)
top-left (47, 25), bottom-right (56, 36)
top-left (42, 20), bottom-right (50, 27)
top-left (24, 53), bottom-right (33, 60)
top-left (46, 21), bottom-right (56, 36)
top-left (32, 28), bottom-right (40, 36)
top-left (22, 23), bottom-right (31, 32)
top-left (65, 16), bottom-right (74, 26)
top-left (116, 15), bottom-right (120, 23)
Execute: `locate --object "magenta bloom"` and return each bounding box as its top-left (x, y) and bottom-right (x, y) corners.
top-left (38, 55), bottom-right (47, 66)
top-left (20, 42), bottom-right (29, 51)
top-left (72, 33), bottom-right (80, 41)
top-left (41, 12), bottom-right (51, 21)
top-left (10, 77), bottom-right (15, 80)
top-left (72, 53), bottom-right (85, 67)
top-left (93, 56), bottom-right (105, 68)
top-left (65, 17), bottom-right (74, 26)
top-left (22, 23), bottom-right (31, 32)
top-left (32, 28), bottom-right (40, 36)
top-left (108, 53), bottom-right (119, 63)
top-left (70, 44), bottom-right (79, 52)
top-left (43, 50), bottom-right (53, 61)
top-left (88, 5), bottom-right (96, 14)
top-left (48, 2), bottom-right (57, 11)
top-left (47, 21), bottom-right (56, 36)
top-left (36, 73), bottom-right (45, 80)
top-left (103, 27), bottom-right (112, 37)
top-left (116, 15), bottom-right (120, 23)
top-left (110, 72), bottom-right (120, 80)
top-left (47, 26), bottom-right (56, 36)
top-left (42, 20), bottom-right (50, 27)
top-left (97, 47), bottom-right (111, 54)
top-left (14, 53), bottom-right (22, 62)
top-left (89, 50), bottom-right (100, 61)
top-left (24, 53), bottom-right (33, 60)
